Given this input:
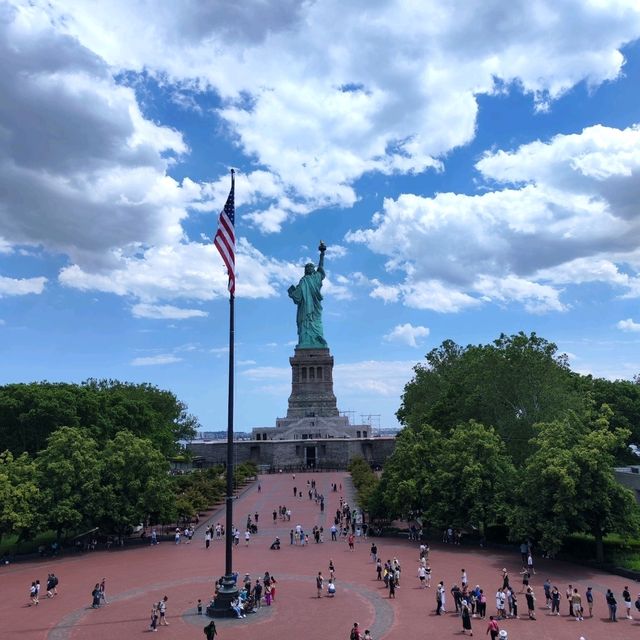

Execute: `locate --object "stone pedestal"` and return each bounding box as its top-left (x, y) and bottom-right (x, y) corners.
top-left (286, 348), bottom-right (338, 419)
top-left (206, 575), bottom-right (239, 618)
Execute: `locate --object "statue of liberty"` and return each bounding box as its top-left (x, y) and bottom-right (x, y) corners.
top-left (288, 241), bottom-right (328, 349)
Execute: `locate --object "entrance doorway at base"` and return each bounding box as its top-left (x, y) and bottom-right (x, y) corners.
top-left (305, 445), bottom-right (316, 468)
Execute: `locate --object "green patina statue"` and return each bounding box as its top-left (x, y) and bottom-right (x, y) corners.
top-left (288, 241), bottom-right (328, 349)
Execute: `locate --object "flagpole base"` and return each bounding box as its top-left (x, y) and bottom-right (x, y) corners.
top-left (206, 575), bottom-right (239, 618)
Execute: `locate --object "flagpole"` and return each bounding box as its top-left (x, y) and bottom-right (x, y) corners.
top-left (209, 168), bottom-right (239, 617)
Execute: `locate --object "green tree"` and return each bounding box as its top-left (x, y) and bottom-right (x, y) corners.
top-left (374, 424), bottom-right (442, 519)
top-left (97, 431), bottom-right (174, 535)
top-left (0, 380), bottom-right (199, 458)
top-left (398, 332), bottom-right (584, 462)
top-left (0, 451), bottom-right (39, 541)
top-left (425, 421), bottom-right (515, 534)
top-left (37, 427), bottom-right (102, 540)
top-left (510, 407), bottom-right (640, 561)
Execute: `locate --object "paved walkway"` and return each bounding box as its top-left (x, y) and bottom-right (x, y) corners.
top-left (2, 471), bottom-right (639, 639)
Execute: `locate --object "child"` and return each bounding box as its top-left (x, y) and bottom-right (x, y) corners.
top-left (149, 604), bottom-right (158, 631)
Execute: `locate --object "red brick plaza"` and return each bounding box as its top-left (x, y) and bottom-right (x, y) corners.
top-left (2, 471), bottom-right (638, 640)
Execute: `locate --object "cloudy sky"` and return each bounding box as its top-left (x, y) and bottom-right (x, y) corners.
top-left (1, 0), bottom-right (640, 432)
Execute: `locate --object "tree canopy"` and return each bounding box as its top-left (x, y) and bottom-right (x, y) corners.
top-left (372, 331), bottom-right (640, 556)
top-left (0, 379), bottom-right (198, 458)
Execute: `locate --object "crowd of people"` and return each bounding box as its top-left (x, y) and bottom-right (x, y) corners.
top-left (18, 473), bottom-right (640, 640)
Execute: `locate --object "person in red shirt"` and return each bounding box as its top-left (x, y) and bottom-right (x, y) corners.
top-left (486, 615), bottom-right (499, 640)
top-left (348, 533), bottom-right (355, 550)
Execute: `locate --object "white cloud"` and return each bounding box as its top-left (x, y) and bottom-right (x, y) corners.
top-left (325, 245), bottom-right (348, 260)
top-left (34, 0), bottom-right (640, 229)
top-left (130, 354), bottom-right (182, 366)
top-left (0, 275), bottom-right (47, 297)
top-left (617, 318), bottom-right (640, 332)
top-left (131, 303), bottom-right (208, 320)
top-left (384, 323), bottom-right (430, 347)
top-left (348, 123), bottom-right (640, 312)
top-left (334, 360), bottom-right (416, 397)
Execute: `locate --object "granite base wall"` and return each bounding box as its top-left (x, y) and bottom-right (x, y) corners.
top-left (187, 437), bottom-right (396, 470)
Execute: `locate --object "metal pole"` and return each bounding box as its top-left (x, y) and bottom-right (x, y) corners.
top-left (225, 292), bottom-right (234, 576)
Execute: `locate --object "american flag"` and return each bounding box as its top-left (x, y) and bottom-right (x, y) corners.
top-left (214, 170), bottom-right (236, 295)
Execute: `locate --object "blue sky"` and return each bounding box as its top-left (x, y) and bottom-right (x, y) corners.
top-left (1, 1), bottom-right (640, 432)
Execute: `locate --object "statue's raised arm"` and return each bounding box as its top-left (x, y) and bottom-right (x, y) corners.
top-left (288, 241), bottom-right (328, 349)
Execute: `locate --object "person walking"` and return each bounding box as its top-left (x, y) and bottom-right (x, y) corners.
top-left (316, 572), bottom-right (324, 598)
top-left (159, 595), bottom-right (169, 625)
top-left (29, 581), bottom-right (38, 606)
top-left (486, 616), bottom-right (499, 640)
top-left (205, 528), bottom-right (212, 549)
top-left (389, 575), bottom-right (396, 598)
top-left (350, 622), bottom-right (361, 640)
top-left (204, 620), bottom-right (217, 639)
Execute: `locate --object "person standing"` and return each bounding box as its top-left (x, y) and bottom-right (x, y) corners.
top-left (525, 586), bottom-right (536, 620)
top-left (551, 585), bottom-right (560, 615)
top-left (501, 569), bottom-right (509, 590)
top-left (376, 558), bottom-right (382, 581)
top-left (149, 603), bottom-right (159, 632)
top-left (370, 543), bottom-right (377, 562)
top-left (151, 528), bottom-right (158, 545)
top-left (572, 588), bottom-right (583, 621)
top-left (437, 581), bottom-right (446, 614)
top-left (388, 576), bottom-right (396, 598)
top-left (316, 572), bottom-right (324, 598)
top-left (91, 583), bottom-right (101, 608)
top-left (99, 577), bottom-right (108, 605)
top-left (205, 528), bottom-right (212, 549)
top-left (543, 578), bottom-right (551, 607)
top-left (566, 584), bottom-right (574, 617)
top-left (606, 589), bottom-right (617, 621)
top-left (623, 586), bottom-right (632, 619)
top-left (244, 529), bottom-right (251, 547)
top-left (350, 622), bottom-right (361, 640)
top-left (418, 565), bottom-right (426, 588)
top-left (585, 586), bottom-right (594, 617)
top-left (495, 588), bottom-right (505, 619)
top-left (253, 579), bottom-right (263, 608)
top-left (461, 599), bottom-right (473, 635)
